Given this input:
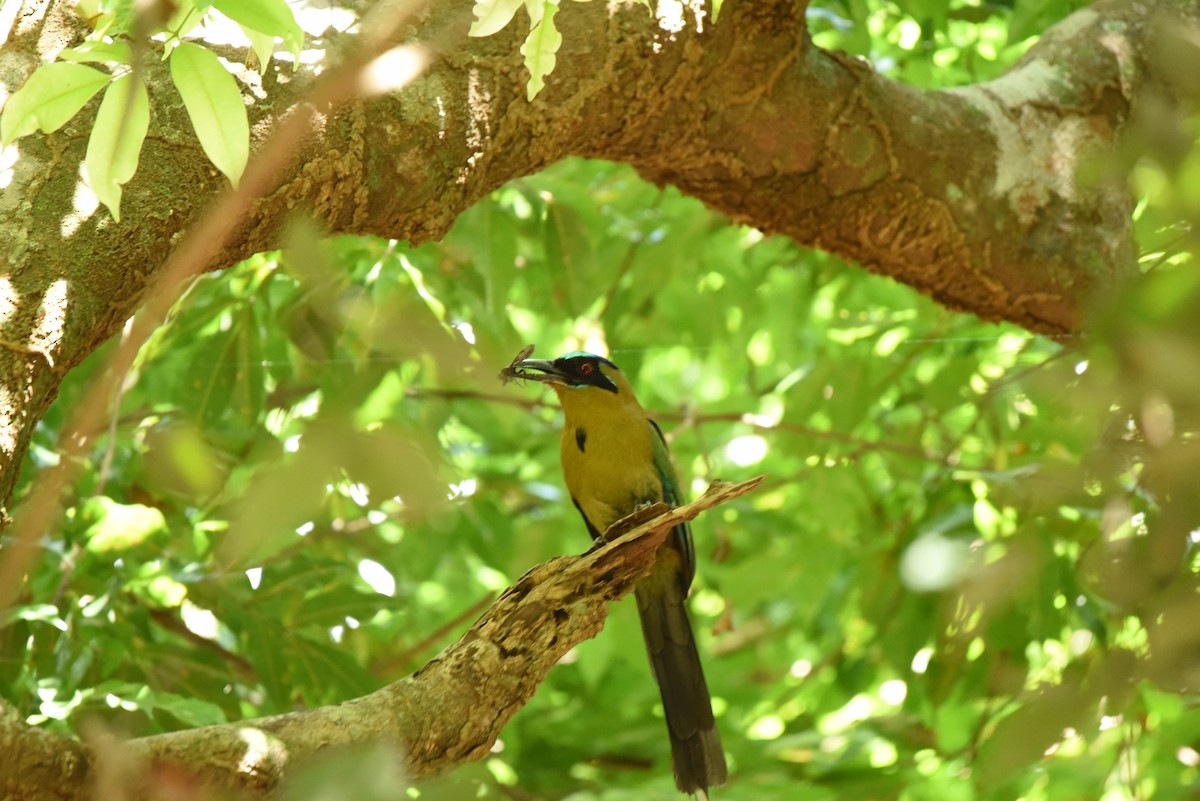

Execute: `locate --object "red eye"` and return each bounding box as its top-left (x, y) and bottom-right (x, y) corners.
top-left (579, 362), bottom-right (594, 375)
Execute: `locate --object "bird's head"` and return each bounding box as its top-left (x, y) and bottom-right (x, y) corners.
top-left (515, 352), bottom-right (637, 412)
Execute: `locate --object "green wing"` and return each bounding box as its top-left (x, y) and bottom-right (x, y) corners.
top-left (649, 418), bottom-right (696, 586)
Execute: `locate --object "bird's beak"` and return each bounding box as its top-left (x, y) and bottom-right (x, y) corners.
top-left (515, 359), bottom-right (570, 385)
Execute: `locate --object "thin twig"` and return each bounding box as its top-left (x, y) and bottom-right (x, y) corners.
top-left (596, 189), bottom-right (665, 322)
top-left (147, 608), bottom-right (257, 682)
top-left (370, 593), bottom-right (495, 678)
top-left (666, 409), bottom-right (946, 463)
top-left (405, 386), bottom-right (550, 410)
top-left (407, 384), bottom-right (947, 463)
top-left (95, 320), bottom-right (137, 497)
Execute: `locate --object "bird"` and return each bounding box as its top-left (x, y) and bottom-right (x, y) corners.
top-left (514, 351), bottom-right (727, 796)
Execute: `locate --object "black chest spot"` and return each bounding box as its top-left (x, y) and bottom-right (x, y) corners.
top-left (574, 426), bottom-right (587, 453)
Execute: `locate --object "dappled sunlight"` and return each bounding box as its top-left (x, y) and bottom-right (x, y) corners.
top-left (653, 0), bottom-right (706, 43)
top-left (746, 714), bottom-right (784, 741)
top-left (294, 4), bottom-right (357, 35)
top-left (62, 168), bottom-right (99, 239)
top-left (900, 532), bottom-right (970, 592)
top-left (0, 0), bottom-right (20, 48)
top-left (359, 46), bottom-right (426, 96)
top-left (0, 276), bottom-right (15, 326)
top-left (357, 558), bottom-right (396, 596)
top-left (237, 727), bottom-right (288, 776)
top-left (1141, 391), bottom-right (1175, 447)
top-left (544, 319), bottom-right (610, 361)
top-left (0, 386), bottom-right (15, 453)
top-left (277, 47), bottom-right (332, 69)
top-left (472, 563), bottom-right (509, 592)
top-left (879, 679), bottom-right (907, 705)
top-left (820, 693), bottom-right (874, 733)
top-left (184, 13), bottom-right (255, 47)
top-left (0, 142), bottom-right (17, 189)
top-left (723, 434), bottom-right (768, 467)
top-left (460, 70), bottom-right (492, 186)
top-left (31, 279), bottom-right (68, 366)
top-left (180, 600), bottom-right (220, 641)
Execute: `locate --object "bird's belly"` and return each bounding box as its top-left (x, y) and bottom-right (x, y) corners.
top-left (564, 430), bottom-right (663, 535)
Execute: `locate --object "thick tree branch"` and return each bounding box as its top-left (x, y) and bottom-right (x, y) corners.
top-left (0, 477), bottom-right (764, 801)
top-left (2, 1), bottom-right (1197, 517)
top-left (0, 701), bottom-right (92, 801)
top-left (632, 0), bottom-right (1194, 333)
top-left (1, 0), bottom-right (1197, 514)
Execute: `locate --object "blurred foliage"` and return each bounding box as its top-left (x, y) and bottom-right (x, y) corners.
top-left (4, 1), bottom-right (1200, 800)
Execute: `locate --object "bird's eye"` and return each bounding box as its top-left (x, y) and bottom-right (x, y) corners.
top-left (579, 362), bottom-right (594, 375)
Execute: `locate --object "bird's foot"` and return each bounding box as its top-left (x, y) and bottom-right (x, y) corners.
top-left (598, 501), bottom-right (670, 543)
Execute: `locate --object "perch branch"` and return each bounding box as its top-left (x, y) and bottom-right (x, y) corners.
top-left (0, 477), bottom-right (764, 801)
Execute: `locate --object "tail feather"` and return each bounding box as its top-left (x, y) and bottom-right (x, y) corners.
top-left (635, 582), bottom-right (727, 794)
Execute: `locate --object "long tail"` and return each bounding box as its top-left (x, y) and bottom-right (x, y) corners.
top-left (635, 581), bottom-right (727, 795)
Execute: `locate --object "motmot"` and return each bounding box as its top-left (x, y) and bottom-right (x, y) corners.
top-left (515, 351), bottom-right (727, 796)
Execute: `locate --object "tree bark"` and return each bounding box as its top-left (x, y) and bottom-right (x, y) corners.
top-left (0, 478), bottom-right (762, 801)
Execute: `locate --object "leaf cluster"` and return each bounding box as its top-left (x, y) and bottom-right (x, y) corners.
top-left (0, 0), bottom-right (301, 218)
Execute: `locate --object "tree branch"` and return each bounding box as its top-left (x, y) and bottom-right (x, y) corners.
top-left (631, 0), bottom-right (1197, 333)
top-left (2, 0), bottom-right (1198, 516)
top-left (0, 477), bottom-right (764, 801)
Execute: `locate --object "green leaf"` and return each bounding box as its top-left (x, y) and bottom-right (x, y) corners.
top-left (521, 1), bottom-right (561, 101)
top-left (85, 72), bottom-right (150, 221)
top-left (163, 0), bottom-right (209, 44)
top-left (288, 635), bottom-right (379, 701)
top-left (57, 41), bottom-right (133, 64)
top-left (150, 691), bottom-right (228, 727)
top-left (976, 683), bottom-right (1090, 786)
top-left (293, 587), bottom-right (396, 628)
top-left (7, 603), bottom-right (67, 629)
top-left (1007, 0), bottom-right (1055, 46)
top-left (169, 42), bottom-right (249, 187)
top-left (239, 610), bottom-right (292, 708)
top-left (211, 0), bottom-right (303, 58)
top-left (81, 496), bottom-right (167, 552)
top-left (469, 0), bottom-right (524, 37)
top-left (1, 62), bottom-right (111, 148)
top-left (98, 0), bottom-right (137, 35)
top-left (180, 304), bottom-right (266, 429)
top-left (138, 420), bottom-right (228, 502)
top-left (525, 0), bottom-right (545, 25)
top-left (241, 24), bottom-right (276, 76)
